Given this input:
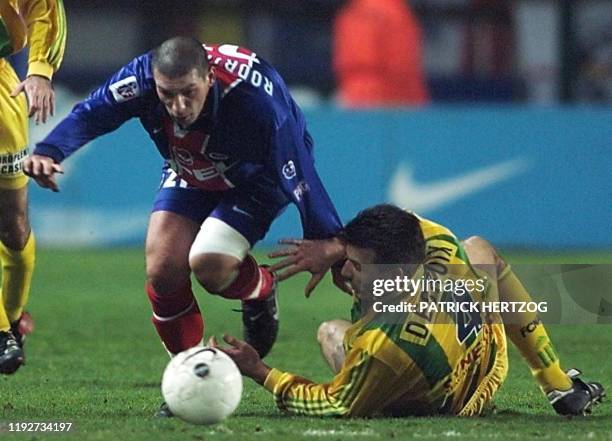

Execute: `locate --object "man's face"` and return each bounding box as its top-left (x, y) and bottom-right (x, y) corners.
top-left (340, 244), bottom-right (378, 299)
top-left (153, 67), bottom-right (214, 128)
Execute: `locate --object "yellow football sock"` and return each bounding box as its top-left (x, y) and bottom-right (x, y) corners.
top-left (0, 231), bottom-right (35, 328)
top-left (498, 265), bottom-right (572, 393)
top-left (0, 297), bottom-right (8, 332)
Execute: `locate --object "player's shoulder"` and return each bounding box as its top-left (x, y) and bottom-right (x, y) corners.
top-left (417, 216), bottom-right (458, 244)
top-left (206, 43), bottom-right (293, 126)
top-left (103, 51), bottom-right (156, 104)
top-left (205, 43), bottom-right (277, 85)
top-left (418, 216), bottom-right (470, 265)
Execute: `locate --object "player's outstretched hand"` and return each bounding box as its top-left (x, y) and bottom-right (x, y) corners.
top-left (268, 237), bottom-right (346, 297)
top-left (218, 334), bottom-right (270, 385)
top-left (23, 154), bottom-right (64, 192)
top-left (11, 75), bottom-right (55, 124)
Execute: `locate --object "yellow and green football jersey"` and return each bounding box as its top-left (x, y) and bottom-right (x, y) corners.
top-left (0, 0), bottom-right (66, 188)
top-left (264, 217), bottom-right (508, 417)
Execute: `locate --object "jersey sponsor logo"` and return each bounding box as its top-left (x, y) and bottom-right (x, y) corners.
top-left (0, 148), bottom-right (28, 176)
top-left (163, 115), bottom-right (233, 191)
top-left (282, 160), bottom-right (296, 179)
top-left (520, 316), bottom-right (541, 337)
top-left (388, 158), bottom-right (530, 212)
top-left (443, 335), bottom-right (486, 395)
top-left (109, 76), bottom-right (140, 103)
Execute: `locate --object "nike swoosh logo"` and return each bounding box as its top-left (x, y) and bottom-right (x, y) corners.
top-left (248, 311), bottom-right (265, 322)
top-left (232, 205), bottom-right (253, 218)
top-left (387, 158), bottom-right (530, 212)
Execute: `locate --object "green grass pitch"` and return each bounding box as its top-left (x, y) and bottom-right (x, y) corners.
top-left (0, 248), bottom-right (610, 440)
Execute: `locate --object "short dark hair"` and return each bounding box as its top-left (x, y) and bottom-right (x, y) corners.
top-left (151, 36), bottom-right (209, 78)
top-left (338, 204), bottom-right (426, 264)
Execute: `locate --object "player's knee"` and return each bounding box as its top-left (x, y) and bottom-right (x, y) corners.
top-left (463, 235), bottom-right (493, 251)
top-left (317, 321), bottom-right (334, 346)
top-left (146, 260), bottom-right (190, 296)
top-left (189, 253), bottom-right (240, 294)
top-left (462, 235), bottom-right (507, 273)
top-left (317, 320), bottom-right (346, 346)
top-left (0, 212), bottom-right (30, 250)
top-left (462, 235), bottom-right (494, 261)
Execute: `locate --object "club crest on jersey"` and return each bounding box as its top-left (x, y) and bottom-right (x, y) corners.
top-left (282, 160), bottom-right (296, 180)
top-left (173, 147), bottom-right (194, 166)
top-left (109, 76), bottom-right (140, 103)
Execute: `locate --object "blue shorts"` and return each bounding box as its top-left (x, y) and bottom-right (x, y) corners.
top-left (152, 169), bottom-right (290, 246)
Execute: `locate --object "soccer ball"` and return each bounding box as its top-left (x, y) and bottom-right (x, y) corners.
top-left (161, 346), bottom-right (243, 425)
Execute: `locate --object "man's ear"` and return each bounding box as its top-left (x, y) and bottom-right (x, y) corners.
top-left (207, 67), bottom-right (216, 86)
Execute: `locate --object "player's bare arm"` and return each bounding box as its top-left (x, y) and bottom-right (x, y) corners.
top-left (11, 75), bottom-right (55, 124)
top-left (269, 237), bottom-right (346, 296)
top-left (23, 154), bottom-right (63, 192)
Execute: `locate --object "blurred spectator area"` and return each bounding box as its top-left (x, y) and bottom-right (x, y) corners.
top-left (45, 0), bottom-right (612, 104)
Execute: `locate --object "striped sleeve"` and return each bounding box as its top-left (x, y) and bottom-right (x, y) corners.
top-left (0, 1), bottom-right (27, 57)
top-left (263, 349), bottom-right (398, 417)
top-left (22, 0), bottom-right (66, 79)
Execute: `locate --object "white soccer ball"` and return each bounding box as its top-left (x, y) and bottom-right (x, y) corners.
top-left (161, 346), bottom-right (243, 425)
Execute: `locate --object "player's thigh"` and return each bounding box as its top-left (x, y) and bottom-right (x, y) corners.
top-left (0, 61), bottom-right (29, 194)
top-left (148, 174), bottom-right (224, 287)
top-left (188, 186), bottom-right (289, 287)
top-left (145, 211), bottom-right (200, 292)
top-left (189, 184), bottom-right (289, 267)
top-left (203, 185), bottom-right (290, 254)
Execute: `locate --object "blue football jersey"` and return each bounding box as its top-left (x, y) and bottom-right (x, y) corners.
top-left (35, 43), bottom-right (342, 239)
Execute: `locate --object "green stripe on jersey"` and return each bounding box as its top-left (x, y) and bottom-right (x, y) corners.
top-left (0, 18), bottom-right (13, 58)
top-left (359, 316), bottom-right (452, 388)
top-left (395, 331), bottom-right (452, 388)
top-left (48, 0), bottom-right (66, 67)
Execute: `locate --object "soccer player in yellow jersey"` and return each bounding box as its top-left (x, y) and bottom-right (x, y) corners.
top-left (0, 0), bottom-right (66, 374)
top-left (219, 204), bottom-right (604, 417)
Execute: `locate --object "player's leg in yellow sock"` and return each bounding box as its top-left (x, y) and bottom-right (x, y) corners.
top-left (497, 265), bottom-right (572, 393)
top-left (1, 232), bottom-right (35, 324)
top-left (462, 236), bottom-right (571, 394)
top-left (463, 237), bottom-right (572, 393)
top-left (0, 293), bottom-right (9, 333)
top-left (0, 185), bottom-right (35, 329)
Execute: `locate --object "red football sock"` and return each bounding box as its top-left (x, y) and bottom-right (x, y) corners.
top-left (218, 255), bottom-right (274, 301)
top-left (146, 281), bottom-right (204, 355)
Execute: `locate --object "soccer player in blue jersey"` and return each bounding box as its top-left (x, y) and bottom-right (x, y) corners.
top-left (24, 37), bottom-right (343, 379)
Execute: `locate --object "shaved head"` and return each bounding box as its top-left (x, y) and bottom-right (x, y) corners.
top-left (152, 36), bottom-right (209, 79)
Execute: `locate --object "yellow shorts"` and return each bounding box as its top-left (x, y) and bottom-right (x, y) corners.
top-left (0, 58), bottom-right (29, 190)
top-left (459, 324), bottom-right (509, 416)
